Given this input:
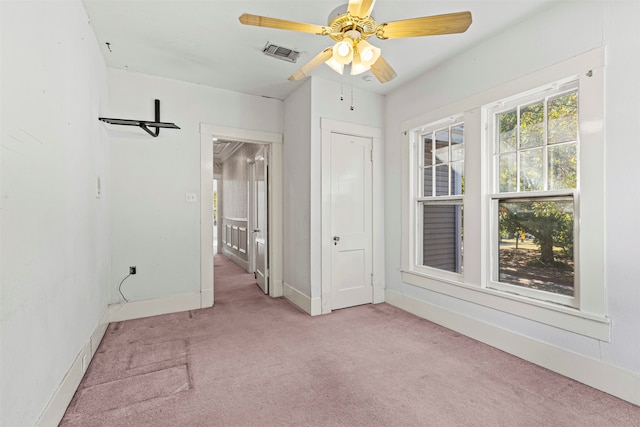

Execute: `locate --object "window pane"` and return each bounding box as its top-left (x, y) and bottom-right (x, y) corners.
top-left (451, 144), bottom-right (464, 163)
top-left (421, 203), bottom-right (463, 273)
top-left (435, 165), bottom-right (449, 196)
top-left (434, 129), bottom-right (449, 164)
top-left (451, 161), bottom-right (464, 195)
top-left (499, 153), bottom-right (517, 193)
top-left (423, 166), bottom-right (433, 197)
top-left (498, 109), bottom-right (517, 153)
top-left (451, 124), bottom-right (464, 161)
top-left (548, 143), bottom-right (577, 190)
top-left (548, 91), bottom-right (578, 144)
top-left (519, 148), bottom-right (543, 191)
top-left (424, 135), bottom-right (433, 166)
top-left (498, 199), bottom-right (574, 297)
top-left (520, 102), bottom-right (545, 149)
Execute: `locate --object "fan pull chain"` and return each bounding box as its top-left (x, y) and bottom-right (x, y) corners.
top-left (340, 82), bottom-right (344, 101)
top-left (350, 84), bottom-right (354, 111)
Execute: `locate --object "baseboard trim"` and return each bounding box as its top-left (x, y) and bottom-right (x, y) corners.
top-left (107, 292), bottom-right (202, 323)
top-left (35, 309), bottom-right (109, 427)
top-left (385, 289), bottom-right (640, 406)
top-left (222, 247), bottom-right (250, 273)
top-left (283, 282), bottom-right (321, 316)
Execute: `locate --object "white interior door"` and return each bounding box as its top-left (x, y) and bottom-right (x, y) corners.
top-left (252, 146), bottom-right (269, 294)
top-left (330, 133), bottom-right (373, 310)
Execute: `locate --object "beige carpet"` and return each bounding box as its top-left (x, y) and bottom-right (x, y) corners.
top-left (61, 254), bottom-right (640, 426)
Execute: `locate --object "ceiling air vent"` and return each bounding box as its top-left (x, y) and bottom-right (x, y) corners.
top-left (263, 42), bottom-right (300, 63)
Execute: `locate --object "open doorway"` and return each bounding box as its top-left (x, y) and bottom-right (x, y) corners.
top-left (214, 141), bottom-right (268, 292)
top-left (199, 124), bottom-right (283, 308)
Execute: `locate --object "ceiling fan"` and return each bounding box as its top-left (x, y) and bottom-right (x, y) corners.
top-left (239, 0), bottom-right (472, 83)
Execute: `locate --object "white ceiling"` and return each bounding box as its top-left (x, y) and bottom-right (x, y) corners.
top-left (82, 0), bottom-right (555, 100)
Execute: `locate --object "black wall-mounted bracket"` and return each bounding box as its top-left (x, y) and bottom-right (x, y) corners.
top-left (98, 99), bottom-right (180, 137)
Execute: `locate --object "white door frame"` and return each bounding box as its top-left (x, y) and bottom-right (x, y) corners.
top-left (200, 124), bottom-right (283, 307)
top-left (320, 118), bottom-right (385, 314)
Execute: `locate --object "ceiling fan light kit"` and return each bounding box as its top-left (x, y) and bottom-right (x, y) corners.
top-left (325, 30), bottom-right (382, 76)
top-left (326, 55), bottom-right (346, 75)
top-left (332, 39), bottom-right (354, 65)
top-left (239, 0), bottom-right (472, 83)
top-left (350, 54), bottom-right (368, 76)
top-left (358, 40), bottom-right (381, 64)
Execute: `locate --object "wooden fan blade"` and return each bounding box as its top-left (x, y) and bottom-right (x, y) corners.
top-left (347, 0), bottom-right (376, 18)
top-left (239, 13), bottom-right (328, 35)
top-left (370, 55), bottom-right (397, 83)
top-left (289, 48), bottom-right (334, 81)
top-left (377, 11), bottom-right (472, 39)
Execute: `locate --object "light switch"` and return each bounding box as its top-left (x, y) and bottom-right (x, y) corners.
top-left (185, 192), bottom-right (198, 203)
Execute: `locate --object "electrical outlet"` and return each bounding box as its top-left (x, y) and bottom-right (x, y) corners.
top-left (130, 266), bottom-right (137, 275)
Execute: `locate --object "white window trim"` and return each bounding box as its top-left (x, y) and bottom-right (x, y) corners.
top-left (401, 48), bottom-right (609, 341)
top-left (414, 116), bottom-right (465, 277)
top-left (485, 79), bottom-right (581, 309)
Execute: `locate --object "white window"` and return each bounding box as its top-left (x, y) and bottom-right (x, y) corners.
top-left (416, 120), bottom-right (464, 275)
top-left (401, 48), bottom-right (607, 340)
top-left (487, 81), bottom-right (579, 307)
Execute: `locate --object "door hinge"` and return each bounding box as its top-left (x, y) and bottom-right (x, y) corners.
top-left (370, 149), bottom-right (373, 162)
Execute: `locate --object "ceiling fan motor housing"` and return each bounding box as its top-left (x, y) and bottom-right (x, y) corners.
top-left (328, 12), bottom-right (377, 41)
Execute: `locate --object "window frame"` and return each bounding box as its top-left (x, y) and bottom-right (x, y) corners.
top-left (400, 48), bottom-right (608, 341)
top-left (414, 117), bottom-right (465, 277)
top-left (486, 80), bottom-right (580, 308)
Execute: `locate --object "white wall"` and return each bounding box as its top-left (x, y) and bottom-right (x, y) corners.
top-left (222, 144), bottom-right (262, 220)
top-left (0, 1), bottom-right (110, 425)
top-left (384, 0), bottom-right (640, 377)
top-left (108, 70), bottom-right (283, 303)
top-left (283, 77), bottom-right (384, 302)
top-left (283, 80), bottom-right (313, 296)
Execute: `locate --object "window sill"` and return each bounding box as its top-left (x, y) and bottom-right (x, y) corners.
top-left (401, 269), bottom-right (610, 341)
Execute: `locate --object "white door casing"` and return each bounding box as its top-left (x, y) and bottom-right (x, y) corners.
top-left (330, 133), bottom-right (373, 309)
top-left (200, 124), bottom-right (283, 307)
top-left (320, 118), bottom-right (385, 315)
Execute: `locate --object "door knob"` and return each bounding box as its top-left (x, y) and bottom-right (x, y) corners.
top-left (253, 229), bottom-right (261, 233)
